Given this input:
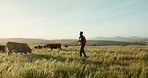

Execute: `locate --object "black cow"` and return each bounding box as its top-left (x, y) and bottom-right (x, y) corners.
top-left (34, 45), bottom-right (43, 49)
top-left (44, 43), bottom-right (61, 50)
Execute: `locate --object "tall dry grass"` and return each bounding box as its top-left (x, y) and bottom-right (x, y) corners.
top-left (0, 45), bottom-right (148, 78)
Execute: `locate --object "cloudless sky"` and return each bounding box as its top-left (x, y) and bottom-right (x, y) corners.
top-left (0, 0), bottom-right (148, 39)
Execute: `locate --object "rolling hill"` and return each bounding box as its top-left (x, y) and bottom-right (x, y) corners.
top-left (91, 36), bottom-right (148, 42)
top-left (0, 37), bottom-right (146, 47)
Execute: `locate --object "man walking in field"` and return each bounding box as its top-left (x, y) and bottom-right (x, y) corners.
top-left (78, 31), bottom-right (87, 58)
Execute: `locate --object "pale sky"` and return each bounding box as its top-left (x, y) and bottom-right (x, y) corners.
top-left (0, 0), bottom-right (148, 39)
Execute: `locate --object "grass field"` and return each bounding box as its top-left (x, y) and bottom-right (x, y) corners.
top-left (0, 45), bottom-right (148, 78)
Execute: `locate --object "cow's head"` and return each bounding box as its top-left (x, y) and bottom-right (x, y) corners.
top-left (43, 45), bottom-right (47, 48)
top-left (28, 49), bottom-right (32, 53)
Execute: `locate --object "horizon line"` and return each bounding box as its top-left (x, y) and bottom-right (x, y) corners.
top-left (0, 36), bottom-right (148, 40)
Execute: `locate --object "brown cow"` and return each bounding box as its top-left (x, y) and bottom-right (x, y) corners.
top-left (0, 45), bottom-right (6, 53)
top-left (44, 43), bottom-right (61, 50)
top-left (6, 42), bottom-right (31, 55)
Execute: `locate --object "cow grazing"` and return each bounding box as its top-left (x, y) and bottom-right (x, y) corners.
top-left (34, 46), bottom-right (38, 49)
top-left (64, 45), bottom-right (68, 48)
top-left (0, 45), bottom-right (6, 53)
top-left (34, 45), bottom-right (43, 49)
top-left (6, 42), bottom-right (31, 55)
top-left (44, 43), bottom-right (61, 50)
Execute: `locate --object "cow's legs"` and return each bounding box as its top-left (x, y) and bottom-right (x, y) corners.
top-left (2, 50), bottom-right (4, 52)
top-left (51, 48), bottom-right (53, 51)
top-left (8, 51), bottom-right (12, 55)
top-left (24, 52), bottom-right (27, 54)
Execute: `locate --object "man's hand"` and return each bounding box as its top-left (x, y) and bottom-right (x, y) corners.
top-left (79, 42), bottom-right (81, 45)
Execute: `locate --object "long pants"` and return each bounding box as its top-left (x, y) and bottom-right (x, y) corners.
top-left (80, 45), bottom-right (87, 57)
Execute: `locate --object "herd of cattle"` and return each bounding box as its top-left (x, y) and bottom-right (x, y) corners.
top-left (0, 42), bottom-right (67, 55)
top-left (34, 43), bottom-right (61, 50)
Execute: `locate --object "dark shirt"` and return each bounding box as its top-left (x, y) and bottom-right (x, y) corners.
top-left (79, 35), bottom-right (86, 46)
